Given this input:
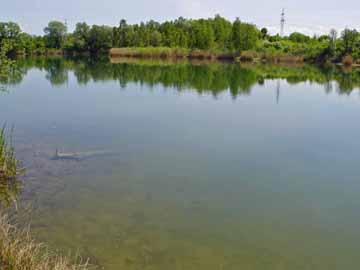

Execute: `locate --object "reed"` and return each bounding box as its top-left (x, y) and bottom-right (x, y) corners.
top-left (239, 50), bottom-right (259, 62)
top-left (0, 126), bottom-right (19, 181)
top-left (0, 126), bottom-right (26, 208)
top-left (0, 213), bottom-right (91, 270)
top-left (343, 55), bottom-right (354, 67)
top-left (110, 47), bottom-right (189, 58)
top-left (110, 47), bottom-right (237, 60)
top-left (260, 52), bottom-right (304, 63)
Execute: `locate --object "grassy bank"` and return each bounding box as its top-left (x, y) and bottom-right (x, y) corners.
top-left (110, 47), bottom-right (306, 63)
top-left (0, 213), bottom-right (91, 270)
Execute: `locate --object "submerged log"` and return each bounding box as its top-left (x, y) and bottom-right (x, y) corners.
top-left (52, 149), bottom-right (81, 160)
top-left (51, 149), bottom-right (113, 161)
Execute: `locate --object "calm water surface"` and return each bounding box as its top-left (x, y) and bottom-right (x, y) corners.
top-left (2, 58), bottom-right (360, 269)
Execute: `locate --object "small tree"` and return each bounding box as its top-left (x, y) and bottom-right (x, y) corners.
top-left (87, 25), bottom-right (113, 53)
top-left (261, 28), bottom-right (268, 39)
top-left (72, 22), bottom-right (90, 52)
top-left (341, 28), bottom-right (359, 55)
top-left (232, 18), bottom-right (259, 52)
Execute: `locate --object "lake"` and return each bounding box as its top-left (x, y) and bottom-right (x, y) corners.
top-left (1, 57), bottom-right (360, 269)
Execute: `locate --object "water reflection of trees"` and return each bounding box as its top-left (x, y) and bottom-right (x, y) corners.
top-left (11, 57), bottom-right (360, 97)
top-left (44, 58), bottom-right (69, 86)
top-left (0, 51), bottom-right (25, 89)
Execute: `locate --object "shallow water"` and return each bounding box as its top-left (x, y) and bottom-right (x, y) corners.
top-left (2, 58), bottom-right (360, 269)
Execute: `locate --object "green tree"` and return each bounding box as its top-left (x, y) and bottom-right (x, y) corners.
top-left (160, 21), bottom-right (179, 47)
top-left (190, 19), bottom-right (215, 49)
top-left (44, 21), bottom-right (67, 49)
top-left (0, 22), bottom-right (21, 41)
top-left (150, 31), bottom-right (162, 46)
top-left (289, 32), bottom-right (310, 43)
top-left (13, 33), bottom-right (35, 55)
top-left (260, 28), bottom-right (268, 39)
top-left (118, 19), bottom-right (129, 47)
top-left (212, 15), bottom-right (232, 49)
top-left (88, 25), bottom-right (113, 53)
top-left (232, 19), bottom-right (259, 51)
top-left (72, 22), bottom-right (90, 52)
top-left (341, 28), bottom-right (359, 55)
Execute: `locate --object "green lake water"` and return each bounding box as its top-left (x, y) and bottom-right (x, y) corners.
top-left (1, 58), bottom-right (360, 269)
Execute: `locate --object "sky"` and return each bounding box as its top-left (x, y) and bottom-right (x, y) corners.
top-left (2, 0), bottom-right (359, 36)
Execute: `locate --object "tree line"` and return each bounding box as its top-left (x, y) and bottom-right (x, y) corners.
top-left (0, 16), bottom-right (360, 63)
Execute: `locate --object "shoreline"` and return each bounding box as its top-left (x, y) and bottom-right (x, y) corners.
top-left (14, 49), bottom-right (360, 67)
top-left (109, 48), bottom-right (359, 66)
top-left (109, 47), bottom-right (306, 64)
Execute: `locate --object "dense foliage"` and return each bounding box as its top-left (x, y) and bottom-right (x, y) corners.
top-left (0, 16), bottom-right (359, 63)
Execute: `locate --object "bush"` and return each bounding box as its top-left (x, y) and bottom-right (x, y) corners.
top-left (343, 55), bottom-right (354, 66)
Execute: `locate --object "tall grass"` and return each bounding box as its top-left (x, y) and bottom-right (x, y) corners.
top-left (0, 174), bottom-right (21, 207)
top-left (0, 214), bottom-right (91, 270)
top-left (109, 47), bottom-right (308, 63)
top-left (110, 47), bottom-right (189, 58)
top-left (343, 55), bottom-right (354, 67)
top-left (0, 126), bottom-right (25, 208)
top-left (0, 126), bottom-right (19, 181)
top-left (110, 47), bottom-right (237, 60)
top-left (239, 50), bottom-right (259, 62)
top-left (259, 52), bottom-right (304, 63)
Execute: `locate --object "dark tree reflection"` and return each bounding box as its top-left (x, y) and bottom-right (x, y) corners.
top-left (11, 57), bottom-right (360, 97)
